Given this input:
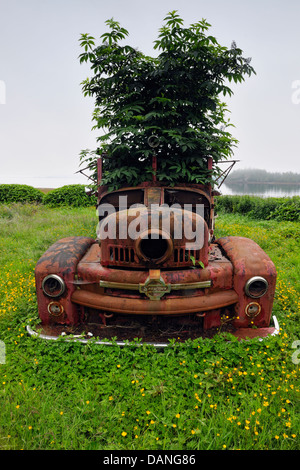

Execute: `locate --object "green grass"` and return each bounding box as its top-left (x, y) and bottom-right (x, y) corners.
top-left (0, 204), bottom-right (299, 450)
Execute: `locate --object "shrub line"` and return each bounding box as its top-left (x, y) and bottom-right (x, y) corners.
top-left (1, 185), bottom-right (299, 222)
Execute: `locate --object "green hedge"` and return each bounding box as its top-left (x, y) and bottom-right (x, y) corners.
top-left (0, 184), bottom-right (44, 203)
top-left (215, 195), bottom-right (300, 221)
top-left (0, 184), bottom-right (96, 207)
top-left (43, 184), bottom-right (97, 207)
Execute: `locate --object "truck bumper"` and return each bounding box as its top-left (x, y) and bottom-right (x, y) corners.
top-left (71, 288), bottom-right (238, 315)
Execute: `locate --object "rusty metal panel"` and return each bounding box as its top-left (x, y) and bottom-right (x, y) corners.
top-left (35, 237), bottom-right (95, 325)
top-left (216, 236), bottom-right (277, 328)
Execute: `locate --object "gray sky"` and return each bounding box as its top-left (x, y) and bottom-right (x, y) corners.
top-left (0, 0), bottom-right (300, 188)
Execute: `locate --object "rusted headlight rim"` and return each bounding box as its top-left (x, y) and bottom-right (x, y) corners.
top-left (135, 229), bottom-right (173, 264)
top-left (47, 301), bottom-right (64, 316)
top-left (42, 274), bottom-right (66, 298)
top-left (245, 302), bottom-right (262, 318)
top-left (245, 276), bottom-right (269, 299)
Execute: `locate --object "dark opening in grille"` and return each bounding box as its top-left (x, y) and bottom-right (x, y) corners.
top-left (140, 235), bottom-right (169, 260)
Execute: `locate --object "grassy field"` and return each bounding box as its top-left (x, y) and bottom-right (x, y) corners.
top-left (0, 203), bottom-right (299, 450)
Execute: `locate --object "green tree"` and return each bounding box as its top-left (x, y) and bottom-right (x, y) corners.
top-left (79, 11), bottom-right (255, 190)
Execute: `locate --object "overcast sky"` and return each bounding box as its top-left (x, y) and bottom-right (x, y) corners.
top-left (1, 0), bottom-right (300, 188)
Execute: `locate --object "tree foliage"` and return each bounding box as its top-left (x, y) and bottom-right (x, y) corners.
top-left (79, 11), bottom-right (255, 189)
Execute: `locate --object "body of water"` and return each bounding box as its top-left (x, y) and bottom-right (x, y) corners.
top-left (220, 183), bottom-right (300, 198)
top-left (2, 176), bottom-right (300, 198)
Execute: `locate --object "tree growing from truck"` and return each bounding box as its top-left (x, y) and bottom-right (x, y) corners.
top-left (79, 10), bottom-right (255, 190)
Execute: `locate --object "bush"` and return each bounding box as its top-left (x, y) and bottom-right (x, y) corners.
top-left (215, 195), bottom-right (300, 221)
top-left (43, 184), bottom-right (96, 207)
top-left (0, 184), bottom-right (44, 204)
top-left (270, 197), bottom-right (300, 221)
top-left (247, 197), bottom-right (280, 220)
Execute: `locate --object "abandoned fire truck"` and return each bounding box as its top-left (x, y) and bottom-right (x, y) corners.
top-left (32, 155), bottom-right (279, 345)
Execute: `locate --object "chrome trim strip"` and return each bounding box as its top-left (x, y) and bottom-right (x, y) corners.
top-left (26, 325), bottom-right (169, 349)
top-left (100, 281), bottom-right (139, 290)
top-left (26, 315), bottom-right (279, 348)
top-left (271, 315), bottom-right (280, 336)
top-left (171, 281), bottom-right (212, 290)
top-left (99, 279), bottom-right (212, 291)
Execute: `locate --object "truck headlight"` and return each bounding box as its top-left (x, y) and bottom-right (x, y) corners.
top-left (42, 274), bottom-right (65, 298)
top-left (245, 276), bottom-right (268, 299)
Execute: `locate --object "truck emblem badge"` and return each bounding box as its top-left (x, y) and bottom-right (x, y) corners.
top-left (139, 269), bottom-right (171, 300)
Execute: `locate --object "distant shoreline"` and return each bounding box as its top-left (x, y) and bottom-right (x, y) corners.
top-left (226, 169), bottom-right (300, 186)
top-left (226, 181), bottom-right (300, 186)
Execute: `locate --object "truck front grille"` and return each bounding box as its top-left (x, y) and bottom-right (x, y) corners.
top-left (109, 246), bottom-right (135, 264)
